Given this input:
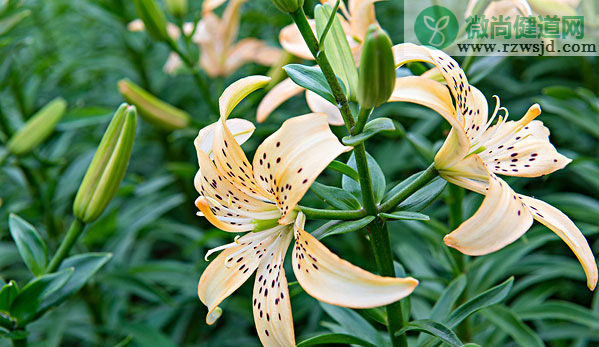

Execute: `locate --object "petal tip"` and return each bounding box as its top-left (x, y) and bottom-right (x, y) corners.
top-left (206, 307), bottom-right (223, 325)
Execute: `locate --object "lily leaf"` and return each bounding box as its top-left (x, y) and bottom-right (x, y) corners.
top-left (298, 333), bottom-right (378, 347)
top-left (343, 152), bottom-right (386, 203)
top-left (397, 320), bottom-right (463, 347)
top-left (342, 118), bottom-right (396, 146)
top-left (9, 214), bottom-right (48, 276)
top-left (380, 211), bottom-right (430, 221)
top-left (327, 160), bottom-right (359, 182)
top-left (481, 305), bottom-right (545, 347)
top-left (283, 64), bottom-right (336, 104)
top-left (312, 216), bottom-right (375, 240)
top-left (0, 281), bottom-right (18, 312)
top-left (310, 181), bottom-right (362, 210)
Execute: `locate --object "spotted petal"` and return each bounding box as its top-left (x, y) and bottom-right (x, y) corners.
top-left (444, 173), bottom-right (534, 255)
top-left (292, 213), bottom-right (418, 308)
top-left (520, 196), bottom-right (598, 290)
top-left (252, 229), bottom-right (295, 347)
top-left (252, 113), bottom-right (352, 224)
top-left (257, 78), bottom-right (305, 123)
top-left (198, 228), bottom-right (281, 324)
top-left (194, 118), bottom-right (255, 160)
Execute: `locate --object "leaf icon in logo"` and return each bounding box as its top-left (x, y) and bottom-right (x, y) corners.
top-left (423, 15), bottom-right (448, 46)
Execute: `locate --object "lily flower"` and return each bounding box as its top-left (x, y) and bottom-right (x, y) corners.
top-left (390, 43), bottom-right (598, 290)
top-left (196, 76), bottom-right (419, 346)
top-left (257, 0), bottom-right (382, 125)
top-left (129, 0), bottom-right (282, 76)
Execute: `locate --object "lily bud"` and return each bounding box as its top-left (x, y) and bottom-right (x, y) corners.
top-left (165, 0), bottom-right (187, 18)
top-left (73, 104), bottom-right (137, 223)
top-left (270, 0), bottom-right (303, 13)
top-left (118, 79), bottom-right (190, 131)
top-left (357, 25), bottom-right (396, 109)
top-left (7, 97), bottom-right (67, 156)
top-left (132, 0), bottom-right (169, 41)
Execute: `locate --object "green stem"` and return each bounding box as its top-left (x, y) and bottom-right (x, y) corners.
top-left (299, 206), bottom-right (367, 220)
top-left (289, 8), bottom-right (355, 133)
top-left (379, 164), bottom-right (438, 212)
top-left (354, 144), bottom-right (377, 215)
top-left (46, 219), bottom-right (85, 273)
top-left (367, 218), bottom-right (407, 347)
top-left (353, 107), bottom-right (372, 135)
top-left (166, 39), bottom-right (219, 115)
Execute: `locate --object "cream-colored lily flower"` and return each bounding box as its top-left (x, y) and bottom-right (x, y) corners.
top-left (128, 0), bottom-right (282, 76)
top-left (196, 76), bottom-right (419, 347)
top-left (257, 0), bottom-right (381, 125)
top-left (390, 43), bottom-right (598, 290)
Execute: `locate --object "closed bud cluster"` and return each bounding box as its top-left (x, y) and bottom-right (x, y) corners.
top-left (165, 0), bottom-right (187, 18)
top-left (271, 0), bottom-right (304, 13)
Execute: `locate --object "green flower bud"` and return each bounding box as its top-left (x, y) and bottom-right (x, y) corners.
top-left (73, 104), bottom-right (137, 223)
top-left (165, 0), bottom-right (187, 18)
top-left (271, 0), bottom-right (303, 13)
top-left (357, 25), bottom-right (396, 109)
top-left (251, 218), bottom-right (280, 232)
top-left (7, 97), bottom-right (67, 156)
top-left (118, 78), bottom-right (190, 131)
top-left (132, 0), bottom-right (169, 41)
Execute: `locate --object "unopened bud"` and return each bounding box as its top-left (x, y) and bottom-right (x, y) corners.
top-left (73, 104), bottom-right (137, 223)
top-left (165, 0), bottom-right (187, 18)
top-left (7, 97), bottom-right (67, 155)
top-left (357, 25), bottom-right (396, 109)
top-left (251, 218), bottom-right (280, 232)
top-left (118, 79), bottom-right (190, 131)
top-left (132, 0), bottom-right (169, 41)
top-left (271, 0), bottom-right (304, 13)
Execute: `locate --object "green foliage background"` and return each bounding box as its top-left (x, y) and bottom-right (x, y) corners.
top-left (0, 0), bottom-right (598, 346)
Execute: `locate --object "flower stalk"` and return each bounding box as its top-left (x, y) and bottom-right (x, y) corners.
top-left (46, 218), bottom-right (85, 273)
top-left (299, 206), bottom-right (367, 220)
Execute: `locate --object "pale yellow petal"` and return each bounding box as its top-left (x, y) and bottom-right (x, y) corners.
top-left (221, 0), bottom-right (245, 50)
top-left (279, 22), bottom-right (315, 60)
top-left (127, 19), bottom-right (145, 32)
top-left (194, 118), bottom-right (255, 160)
top-left (444, 174), bottom-right (534, 255)
top-left (220, 76), bottom-right (272, 119)
top-left (252, 113), bottom-right (352, 224)
top-left (257, 78), bottom-right (305, 123)
top-left (163, 53), bottom-right (184, 74)
top-left (348, 0), bottom-right (382, 41)
top-left (252, 229), bottom-right (296, 347)
top-left (305, 90), bottom-right (344, 126)
top-left (225, 38), bottom-right (283, 75)
top-left (520, 196), bottom-right (598, 290)
top-left (292, 213), bottom-right (418, 308)
top-left (202, 0), bottom-right (228, 13)
top-left (198, 229), bottom-right (281, 324)
top-left (195, 196), bottom-right (254, 232)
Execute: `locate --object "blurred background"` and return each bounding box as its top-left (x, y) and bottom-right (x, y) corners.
top-left (0, 0), bottom-right (598, 346)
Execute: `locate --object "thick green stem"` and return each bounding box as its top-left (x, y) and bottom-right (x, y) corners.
top-left (354, 144), bottom-right (377, 215)
top-left (353, 107), bottom-right (372, 135)
top-left (166, 39), bottom-right (218, 115)
top-left (368, 218), bottom-right (408, 347)
top-left (46, 219), bottom-right (85, 273)
top-left (379, 164), bottom-right (439, 212)
top-left (299, 206), bottom-right (366, 220)
top-left (289, 8), bottom-right (355, 133)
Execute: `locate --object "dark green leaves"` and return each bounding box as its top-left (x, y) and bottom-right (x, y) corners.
top-left (283, 64), bottom-right (337, 104)
top-left (379, 211), bottom-right (430, 221)
top-left (310, 181), bottom-right (362, 209)
top-left (342, 118), bottom-right (396, 146)
top-left (298, 333), bottom-right (378, 347)
top-left (343, 152), bottom-right (385, 203)
top-left (311, 216), bottom-right (375, 240)
top-left (9, 214), bottom-right (48, 276)
top-left (482, 305), bottom-right (545, 347)
top-left (397, 320), bottom-right (463, 347)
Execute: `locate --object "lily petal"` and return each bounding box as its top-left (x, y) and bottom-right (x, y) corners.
top-left (226, 38), bottom-right (282, 75)
top-left (519, 196), bottom-right (598, 290)
top-left (444, 173), bottom-right (534, 255)
top-left (292, 213), bottom-right (418, 308)
top-left (348, 0), bottom-right (381, 41)
top-left (195, 118), bottom-right (255, 160)
top-left (252, 113), bottom-right (352, 224)
top-left (198, 228), bottom-right (281, 324)
top-left (202, 0), bottom-right (228, 13)
top-left (279, 21), bottom-right (316, 60)
top-left (257, 78), bottom-right (304, 123)
top-left (221, 0), bottom-right (245, 51)
top-left (220, 75), bottom-right (272, 119)
top-left (252, 230), bottom-right (296, 347)
top-left (195, 196), bottom-right (254, 232)
top-left (305, 90), bottom-right (344, 126)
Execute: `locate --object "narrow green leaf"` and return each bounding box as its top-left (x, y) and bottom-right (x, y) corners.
top-left (0, 281), bottom-right (18, 312)
top-left (481, 305), bottom-right (545, 347)
top-left (319, 303), bottom-right (386, 347)
top-left (10, 268), bottom-right (73, 323)
top-left (310, 181), bottom-right (362, 210)
top-left (298, 333), bottom-right (378, 347)
top-left (380, 211), bottom-right (430, 221)
top-left (0, 9), bottom-right (30, 36)
top-left (343, 152), bottom-right (385, 203)
top-left (430, 275), bottom-right (467, 321)
top-left (38, 252), bottom-right (112, 314)
top-left (398, 177), bottom-right (447, 212)
top-left (397, 320), bottom-right (463, 347)
top-left (9, 214), bottom-right (48, 276)
top-left (446, 277), bottom-right (514, 327)
top-left (406, 132), bottom-right (434, 162)
top-left (312, 216), bottom-right (375, 240)
top-left (514, 300), bottom-right (599, 330)
top-left (327, 160), bottom-right (359, 182)
top-left (342, 118), bottom-right (396, 146)
top-left (283, 64), bottom-right (336, 104)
